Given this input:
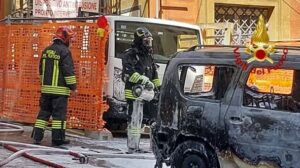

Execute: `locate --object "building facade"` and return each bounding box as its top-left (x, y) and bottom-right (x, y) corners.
top-left (153, 0), bottom-right (300, 43)
top-left (1, 0), bottom-right (299, 42)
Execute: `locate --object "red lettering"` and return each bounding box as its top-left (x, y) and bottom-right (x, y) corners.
top-left (35, 0), bottom-right (41, 6)
top-left (282, 53), bottom-right (287, 60)
top-left (260, 68), bottom-right (271, 74)
top-left (278, 61), bottom-right (283, 67)
top-left (57, 0), bottom-right (62, 8)
top-left (257, 69), bottom-right (262, 75)
top-left (233, 47), bottom-right (239, 54)
top-left (274, 64), bottom-right (279, 70)
top-left (82, 2), bottom-right (97, 10)
top-left (35, 0), bottom-right (49, 6)
top-left (236, 57), bottom-right (242, 65)
top-left (283, 48), bottom-right (288, 55)
top-left (242, 63), bottom-right (248, 71)
top-left (233, 47), bottom-right (248, 70)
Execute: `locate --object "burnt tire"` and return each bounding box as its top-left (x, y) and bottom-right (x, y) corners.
top-left (170, 141), bottom-right (219, 168)
top-left (182, 154), bottom-right (206, 168)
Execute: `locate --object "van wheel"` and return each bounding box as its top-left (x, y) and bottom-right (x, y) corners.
top-left (170, 141), bottom-right (219, 168)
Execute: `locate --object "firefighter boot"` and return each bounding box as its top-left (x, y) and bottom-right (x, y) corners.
top-left (52, 121), bottom-right (69, 146)
top-left (32, 119), bottom-right (48, 145)
top-left (52, 139), bottom-right (70, 146)
top-left (32, 128), bottom-right (44, 145)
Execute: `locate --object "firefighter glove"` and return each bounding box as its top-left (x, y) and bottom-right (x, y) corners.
top-left (139, 75), bottom-right (149, 84)
top-left (145, 81), bottom-right (154, 90)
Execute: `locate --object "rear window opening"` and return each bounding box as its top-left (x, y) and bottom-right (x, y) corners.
top-left (243, 68), bottom-right (300, 112)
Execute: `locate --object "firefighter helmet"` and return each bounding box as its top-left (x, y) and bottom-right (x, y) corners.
top-left (133, 27), bottom-right (153, 49)
top-left (53, 26), bottom-right (76, 45)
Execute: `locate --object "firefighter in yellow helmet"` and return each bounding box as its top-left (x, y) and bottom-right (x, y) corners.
top-left (32, 26), bottom-right (78, 146)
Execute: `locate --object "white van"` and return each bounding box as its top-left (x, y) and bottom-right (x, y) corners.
top-left (103, 16), bottom-right (202, 128)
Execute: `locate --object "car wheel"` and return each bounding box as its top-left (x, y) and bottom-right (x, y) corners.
top-left (182, 154), bottom-right (206, 168)
top-left (171, 141), bottom-right (219, 168)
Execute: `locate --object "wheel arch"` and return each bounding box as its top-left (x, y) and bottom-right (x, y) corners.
top-left (172, 134), bottom-right (220, 168)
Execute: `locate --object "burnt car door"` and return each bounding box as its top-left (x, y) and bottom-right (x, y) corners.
top-left (226, 64), bottom-right (300, 167)
top-left (177, 64), bottom-right (236, 144)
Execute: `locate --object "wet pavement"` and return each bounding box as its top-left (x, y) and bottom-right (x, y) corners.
top-left (0, 123), bottom-right (155, 168)
top-left (0, 122), bottom-right (238, 168)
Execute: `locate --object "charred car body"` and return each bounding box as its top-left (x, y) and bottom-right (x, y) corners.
top-left (151, 46), bottom-right (300, 168)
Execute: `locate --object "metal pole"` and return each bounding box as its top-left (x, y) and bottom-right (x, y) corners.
top-left (11, 0), bottom-right (16, 16)
top-left (20, 0), bottom-right (24, 17)
top-left (27, 0), bottom-right (31, 18)
top-left (155, 0), bottom-right (159, 18)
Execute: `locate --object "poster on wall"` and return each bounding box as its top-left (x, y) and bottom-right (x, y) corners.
top-left (33, 0), bottom-right (82, 18)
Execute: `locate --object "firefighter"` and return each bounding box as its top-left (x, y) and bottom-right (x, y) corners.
top-left (121, 27), bottom-right (161, 153)
top-left (31, 26), bottom-right (77, 146)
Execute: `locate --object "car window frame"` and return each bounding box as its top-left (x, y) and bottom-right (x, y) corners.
top-left (178, 63), bottom-right (236, 103)
top-left (241, 65), bottom-right (299, 113)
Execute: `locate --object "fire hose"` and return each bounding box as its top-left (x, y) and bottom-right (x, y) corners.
top-left (0, 140), bottom-right (88, 167)
top-left (0, 122), bottom-right (154, 167)
top-left (0, 141), bottom-right (88, 167)
top-left (2, 144), bottom-right (66, 168)
top-left (0, 122), bottom-right (24, 134)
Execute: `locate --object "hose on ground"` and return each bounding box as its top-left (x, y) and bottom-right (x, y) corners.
top-left (3, 144), bottom-right (65, 168)
top-left (0, 140), bottom-right (155, 160)
top-left (0, 141), bottom-right (53, 149)
top-left (0, 122), bottom-right (24, 134)
top-left (0, 141), bottom-right (88, 167)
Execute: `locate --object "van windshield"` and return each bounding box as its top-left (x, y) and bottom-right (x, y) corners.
top-left (115, 21), bottom-right (200, 63)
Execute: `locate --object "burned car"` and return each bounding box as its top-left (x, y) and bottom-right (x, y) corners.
top-left (151, 46), bottom-right (300, 168)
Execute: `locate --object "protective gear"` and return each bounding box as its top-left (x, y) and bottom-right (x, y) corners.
top-left (122, 28), bottom-right (161, 152)
top-left (127, 100), bottom-right (144, 151)
top-left (122, 48), bottom-right (160, 100)
top-left (32, 95), bottom-right (68, 144)
top-left (32, 35), bottom-right (77, 146)
top-left (39, 40), bottom-right (77, 96)
top-left (133, 27), bottom-right (153, 51)
top-left (132, 84), bottom-right (155, 102)
top-left (139, 75), bottom-right (149, 84)
top-left (53, 27), bottom-right (76, 46)
top-left (145, 81), bottom-right (155, 90)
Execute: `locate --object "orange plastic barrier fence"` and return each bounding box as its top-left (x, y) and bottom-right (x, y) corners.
top-left (0, 24), bottom-right (6, 117)
top-left (0, 22), bottom-right (109, 131)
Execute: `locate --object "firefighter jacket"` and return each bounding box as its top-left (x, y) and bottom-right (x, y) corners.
top-left (39, 40), bottom-right (77, 96)
top-left (122, 47), bottom-right (161, 100)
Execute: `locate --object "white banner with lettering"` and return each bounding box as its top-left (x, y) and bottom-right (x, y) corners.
top-left (33, 0), bottom-right (82, 18)
top-left (81, 0), bottom-right (99, 13)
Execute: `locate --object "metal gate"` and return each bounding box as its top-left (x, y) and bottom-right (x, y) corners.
top-left (214, 3), bottom-right (274, 45)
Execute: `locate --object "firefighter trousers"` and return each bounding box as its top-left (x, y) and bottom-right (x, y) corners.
top-left (127, 100), bottom-right (144, 150)
top-left (32, 94), bottom-right (68, 144)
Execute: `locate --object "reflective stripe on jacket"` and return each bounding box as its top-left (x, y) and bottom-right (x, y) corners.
top-left (39, 40), bottom-right (77, 96)
top-left (121, 47), bottom-right (160, 100)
